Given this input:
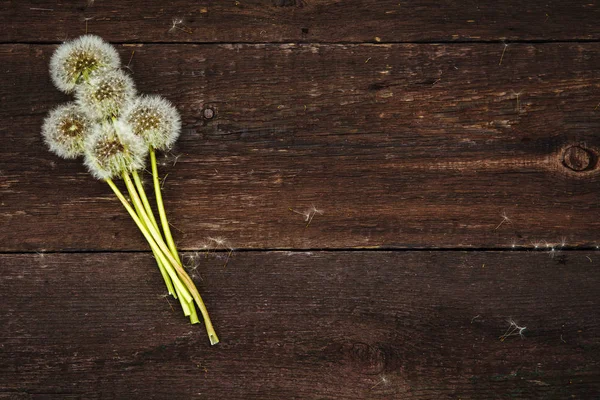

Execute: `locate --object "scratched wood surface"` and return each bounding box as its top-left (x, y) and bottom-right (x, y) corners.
top-left (2, 1), bottom-right (600, 399)
top-left (1, 252), bottom-right (599, 399)
top-left (2, 0), bottom-right (600, 43)
top-left (2, 43), bottom-right (600, 251)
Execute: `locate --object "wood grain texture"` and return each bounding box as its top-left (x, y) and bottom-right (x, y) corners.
top-left (2, 43), bottom-right (600, 251)
top-left (2, 0), bottom-right (600, 43)
top-left (0, 251), bottom-right (598, 399)
top-left (2, 2), bottom-right (599, 399)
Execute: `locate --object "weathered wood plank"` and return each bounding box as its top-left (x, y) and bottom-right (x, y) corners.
top-left (2, 0), bottom-right (600, 43)
top-left (0, 251), bottom-right (598, 399)
top-left (2, 43), bottom-right (600, 251)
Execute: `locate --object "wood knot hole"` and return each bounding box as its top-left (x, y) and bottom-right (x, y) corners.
top-left (562, 145), bottom-right (596, 172)
top-left (202, 106), bottom-right (216, 120)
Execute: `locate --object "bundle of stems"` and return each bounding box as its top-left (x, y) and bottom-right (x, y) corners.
top-left (108, 168), bottom-right (218, 345)
top-left (42, 35), bottom-right (218, 344)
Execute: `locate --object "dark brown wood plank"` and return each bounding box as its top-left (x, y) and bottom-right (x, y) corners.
top-left (2, 43), bottom-right (600, 251)
top-left (0, 251), bottom-right (598, 399)
top-left (2, 0), bottom-right (600, 43)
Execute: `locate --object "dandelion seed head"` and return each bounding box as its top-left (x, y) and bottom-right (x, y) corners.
top-left (76, 69), bottom-right (136, 120)
top-left (83, 120), bottom-right (147, 180)
top-left (50, 35), bottom-right (120, 93)
top-left (42, 103), bottom-right (94, 159)
top-left (122, 95), bottom-right (181, 150)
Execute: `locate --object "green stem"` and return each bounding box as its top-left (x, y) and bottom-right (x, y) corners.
top-left (155, 253), bottom-right (177, 298)
top-left (176, 286), bottom-right (192, 316)
top-left (107, 178), bottom-right (193, 304)
top-left (132, 170), bottom-right (160, 232)
top-left (150, 147), bottom-right (181, 265)
top-left (124, 170), bottom-right (219, 345)
top-left (188, 300), bottom-right (200, 324)
top-left (148, 149), bottom-right (201, 325)
top-left (123, 172), bottom-right (181, 272)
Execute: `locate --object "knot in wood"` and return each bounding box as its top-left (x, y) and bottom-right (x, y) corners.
top-left (345, 342), bottom-right (386, 374)
top-left (562, 145), bottom-right (595, 172)
top-left (202, 106), bottom-right (215, 120)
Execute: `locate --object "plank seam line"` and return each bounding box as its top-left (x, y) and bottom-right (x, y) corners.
top-left (2, 39), bottom-right (600, 46)
top-left (0, 247), bottom-right (597, 255)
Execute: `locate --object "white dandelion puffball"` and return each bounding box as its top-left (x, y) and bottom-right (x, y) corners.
top-left (42, 103), bottom-right (94, 159)
top-left (76, 69), bottom-right (136, 120)
top-left (123, 95), bottom-right (182, 150)
top-left (50, 35), bottom-right (120, 93)
top-left (84, 120), bottom-right (148, 180)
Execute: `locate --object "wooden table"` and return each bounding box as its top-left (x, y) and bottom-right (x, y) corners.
top-left (1, 1), bottom-right (599, 398)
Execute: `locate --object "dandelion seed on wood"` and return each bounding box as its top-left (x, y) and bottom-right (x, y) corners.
top-left (169, 18), bottom-right (184, 32)
top-left (290, 205), bottom-right (323, 227)
top-left (494, 211), bottom-right (511, 230)
top-left (169, 17), bottom-right (192, 34)
top-left (499, 319), bottom-right (526, 342)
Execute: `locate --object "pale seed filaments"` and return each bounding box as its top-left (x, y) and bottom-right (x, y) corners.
top-left (76, 69), bottom-right (136, 119)
top-left (123, 95), bottom-right (181, 150)
top-left (42, 103), bottom-right (93, 159)
top-left (84, 121), bottom-right (147, 180)
top-left (50, 35), bottom-right (120, 93)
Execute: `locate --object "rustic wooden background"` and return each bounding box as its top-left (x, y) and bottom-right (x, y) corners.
top-left (1, 1), bottom-right (600, 399)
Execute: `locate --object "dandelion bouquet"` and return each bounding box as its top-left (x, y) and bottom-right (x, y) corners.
top-left (42, 35), bottom-right (218, 345)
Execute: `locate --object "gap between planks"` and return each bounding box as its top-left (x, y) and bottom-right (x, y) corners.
top-left (1, 247), bottom-right (598, 255)
top-left (3, 39), bottom-right (600, 46)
